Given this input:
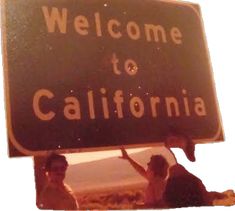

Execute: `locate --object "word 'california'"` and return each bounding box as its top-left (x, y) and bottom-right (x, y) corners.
top-left (42, 6), bottom-right (183, 45)
top-left (33, 88), bottom-right (206, 121)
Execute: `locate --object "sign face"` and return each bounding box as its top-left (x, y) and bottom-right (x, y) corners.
top-left (3, 0), bottom-right (223, 156)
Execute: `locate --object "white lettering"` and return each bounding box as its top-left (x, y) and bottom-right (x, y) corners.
top-left (42, 6), bottom-right (67, 33)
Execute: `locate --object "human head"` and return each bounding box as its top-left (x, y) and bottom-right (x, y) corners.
top-left (147, 155), bottom-right (169, 179)
top-left (44, 153), bottom-right (68, 184)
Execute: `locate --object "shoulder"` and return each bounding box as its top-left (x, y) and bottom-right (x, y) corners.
top-left (169, 164), bottom-right (188, 176)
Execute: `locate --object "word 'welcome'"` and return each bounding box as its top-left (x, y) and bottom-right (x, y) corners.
top-left (42, 6), bottom-right (183, 45)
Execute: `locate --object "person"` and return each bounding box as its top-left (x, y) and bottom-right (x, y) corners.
top-left (38, 153), bottom-right (79, 210)
top-left (120, 133), bottom-right (223, 208)
top-left (119, 147), bottom-right (169, 208)
top-left (163, 163), bottom-right (211, 208)
top-left (163, 133), bottom-right (227, 207)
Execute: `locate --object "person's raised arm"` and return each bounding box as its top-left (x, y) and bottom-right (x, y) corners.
top-left (119, 147), bottom-right (147, 179)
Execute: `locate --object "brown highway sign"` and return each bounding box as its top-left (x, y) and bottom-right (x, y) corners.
top-left (2, 0), bottom-right (223, 156)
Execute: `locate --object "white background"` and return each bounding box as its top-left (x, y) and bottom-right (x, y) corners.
top-left (1, 0), bottom-right (235, 210)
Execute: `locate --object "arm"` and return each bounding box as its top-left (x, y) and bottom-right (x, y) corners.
top-left (165, 134), bottom-right (196, 162)
top-left (119, 147), bottom-right (148, 179)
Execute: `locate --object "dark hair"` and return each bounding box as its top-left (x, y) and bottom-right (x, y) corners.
top-left (44, 153), bottom-right (68, 172)
top-left (148, 155), bottom-right (169, 179)
top-left (164, 165), bottom-right (209, 208)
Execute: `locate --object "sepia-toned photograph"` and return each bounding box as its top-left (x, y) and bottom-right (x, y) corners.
top-left (34, 146), bottom-right (175, 210)
top-left (1, 0), bottom-right (235, 210)
top-left (34, 138), bottom-right (235, 210)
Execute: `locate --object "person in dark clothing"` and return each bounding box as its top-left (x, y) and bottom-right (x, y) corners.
top-left (164, 164), bottom-right (211, 208)
top-left (163, 132), bottom-right (226, 208)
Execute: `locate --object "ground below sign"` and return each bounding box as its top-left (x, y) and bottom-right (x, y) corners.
top-left (2, 0), bottom-right (223, 156)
